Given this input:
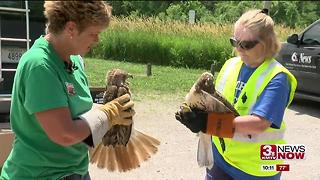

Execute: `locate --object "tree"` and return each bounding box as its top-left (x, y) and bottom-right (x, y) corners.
top-left (107, 1), bottom-right (319, 28)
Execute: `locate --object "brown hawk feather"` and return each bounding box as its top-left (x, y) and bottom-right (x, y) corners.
top-left (89, 69), bottom-right (160, 172)
top-left (183, 72), bottom-right (239, 168)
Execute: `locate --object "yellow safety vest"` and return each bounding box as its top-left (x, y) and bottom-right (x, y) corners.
top-left (213, 57), bottom-right (297, 176)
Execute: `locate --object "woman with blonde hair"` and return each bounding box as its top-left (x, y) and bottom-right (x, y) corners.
top-left (1, 1), bottom-right (135, 179)
top-left (176, 9), bottom-right (297, 180)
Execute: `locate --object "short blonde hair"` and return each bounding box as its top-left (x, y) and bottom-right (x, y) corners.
top-left (44, 1), bottom-right (112, 34)
top-left (235, 9), bottom-right (280, 58)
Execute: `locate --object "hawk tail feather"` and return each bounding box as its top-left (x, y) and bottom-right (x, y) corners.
top-left (90, 129), bottom-right (160, 172)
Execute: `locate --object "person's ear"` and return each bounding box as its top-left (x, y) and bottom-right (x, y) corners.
top-left (65, 21), bottom-right (78, 39)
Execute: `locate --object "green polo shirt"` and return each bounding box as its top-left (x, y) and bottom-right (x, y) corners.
top-left (1, 36), bottom-right (92, 179)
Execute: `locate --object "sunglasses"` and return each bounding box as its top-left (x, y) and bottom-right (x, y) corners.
top-left (229, 37), bottom-right (259, 50)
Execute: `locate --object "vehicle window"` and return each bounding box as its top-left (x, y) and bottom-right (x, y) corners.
top-left (302, 22), bottom-right (320, 46)
top-left (0, 1), bottom-right (44, 21)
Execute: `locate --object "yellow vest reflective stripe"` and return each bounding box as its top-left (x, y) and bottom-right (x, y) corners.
top-left (213, 57), bottom-right (297, 176)
top-left (232, 129), bottom-right (285, 143)
top-left (216, 57), bottom-right (241, 94)
top-left (247, 60), bottom-right (281, 113)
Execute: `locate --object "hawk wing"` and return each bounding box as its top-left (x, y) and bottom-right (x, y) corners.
top-left (185, 72), bottom-right (238, 115)
top-left (89, 69), bottom-right (160, 172)
top-left (184, 72), bottom-right (239, 168)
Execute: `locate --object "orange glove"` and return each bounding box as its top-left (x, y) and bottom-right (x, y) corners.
top-left (206, 112), bottom-right (235, 138)
top-left (175, 107), bottom-right (235, 138)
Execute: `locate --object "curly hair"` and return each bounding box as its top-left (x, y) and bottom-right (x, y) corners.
top-left (44, 1), bottom-right (112, 34)
top-left (235, 9), bottom-right (281, 59)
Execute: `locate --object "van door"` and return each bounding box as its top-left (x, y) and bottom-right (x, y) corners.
top-left (278, 21), bottom-right (320, 96)
top-left (296, 21), bottom-right (320, 95)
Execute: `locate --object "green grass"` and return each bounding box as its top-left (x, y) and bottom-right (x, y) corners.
top-left (85, 58), bottom-right (210, 101)
top-left (89, 17), bottom-right (302, 71)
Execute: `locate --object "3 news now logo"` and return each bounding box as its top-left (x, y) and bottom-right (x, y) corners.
top-left (260, 144), bottom-right (306, 160)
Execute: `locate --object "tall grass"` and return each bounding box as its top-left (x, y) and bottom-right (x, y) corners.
top-left (110, 17), bottom-right (234, 37)
top-left (89, 17), bottom-right (303, 70)
top-left (275, 24), bottom-right (303, 40)
top-left (90, 17), bottom-right (234, 71)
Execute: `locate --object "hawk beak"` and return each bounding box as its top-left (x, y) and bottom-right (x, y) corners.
top-left (180, 103), bottom-right (191, 113)
top-left (128, 73), bottom-right (133, 79)
top-left (125, 73), bottom-right (133, 86)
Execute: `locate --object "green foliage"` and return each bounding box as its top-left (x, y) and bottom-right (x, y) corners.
top-left (150, 1), bottom-right (218, 23)
top-left (107, 1), bottom-right (319, 28)
top-left (271, 1), bottom-right (300, 28)
top-left (108, 1), bottom-right (172, 17)
top-left (295, 1), bottom-right (320, 27)
top-left (87, 2), bottom-right (315, 70)
top-left (164, 3), bottom-right (187, 21)
top-left (90, 29), bottom-right (231, 70)
top-left (88, 17), bottom-right (301, 71)
top-left (89, 18), bottom-right (235, 71)
top-left (211, 1), bottom-right (262, 24)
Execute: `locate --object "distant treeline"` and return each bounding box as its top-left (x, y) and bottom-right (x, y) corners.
top-left (0, 1), bottom-right (318, 28)
top-left (108, 1), bottom-right (320, 28)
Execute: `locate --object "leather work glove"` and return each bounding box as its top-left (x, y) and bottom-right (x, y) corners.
top-left (175, 106), bottom-right (235, 138)
top-left (80, 94), bottom-right (135, 147)
top-left (100, 94), bottom-right (135, 127)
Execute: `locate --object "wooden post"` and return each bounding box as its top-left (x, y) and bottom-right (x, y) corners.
top-left (147, 63), bottom-right (152, 76)
top-left (210, 63), bottom-right (215, 75)
top-left (263, 1), bottom-right (272, 14)
top-left (188, 10), bottom-right (195, 24)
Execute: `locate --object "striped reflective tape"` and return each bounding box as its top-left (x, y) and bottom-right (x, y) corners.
top-left (232, 130), bottom-right (285, 143)
top-left (216, 58), bottom-right (240, 93)
top-left (248, 60), bottom-right (280, 113)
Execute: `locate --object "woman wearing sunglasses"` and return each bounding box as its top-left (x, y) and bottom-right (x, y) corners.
top-left (175, 9), bottom-right (297, 180)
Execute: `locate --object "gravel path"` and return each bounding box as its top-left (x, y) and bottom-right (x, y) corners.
top-left (89, 97), bottom-right (320, 180)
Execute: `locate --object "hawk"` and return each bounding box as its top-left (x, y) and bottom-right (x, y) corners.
top-left (89, 69), bottom-right (160, 172)
top-left (182, 72), bottom-right (239, 168)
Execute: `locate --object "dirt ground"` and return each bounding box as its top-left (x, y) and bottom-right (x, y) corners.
top-left (89, 96), bottom-right (320, 180)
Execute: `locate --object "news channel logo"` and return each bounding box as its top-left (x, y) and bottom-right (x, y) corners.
top-left (260, 144), bottom-right (306, 172)
top-left (260, 144), bottom-right (306, 160)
